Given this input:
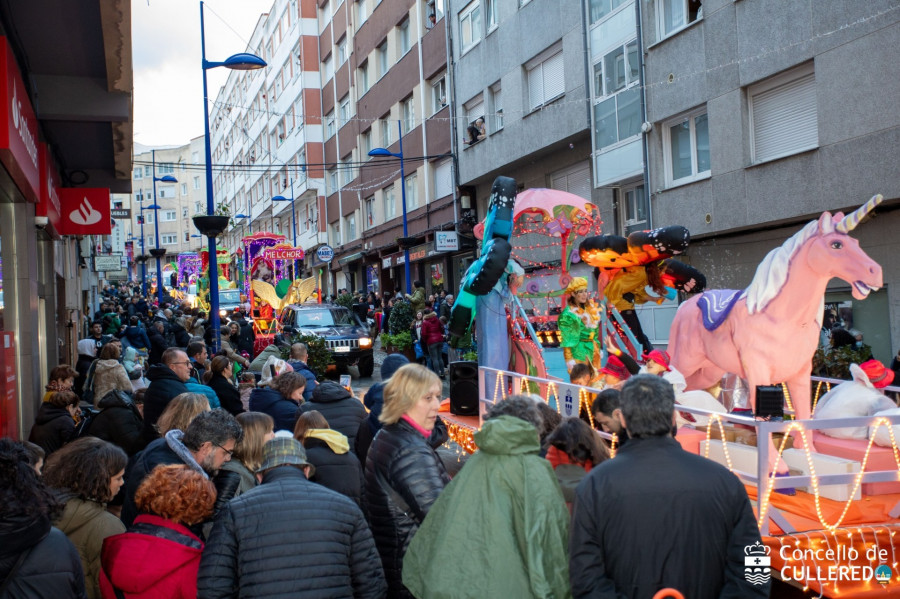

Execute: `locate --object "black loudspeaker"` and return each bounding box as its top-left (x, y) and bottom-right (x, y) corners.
top-left (449, 361), bottom-right (479, 416)
top-left (755, 386), bottom-right (785, 420)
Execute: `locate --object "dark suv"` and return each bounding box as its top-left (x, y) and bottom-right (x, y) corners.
top-left (278, 304), bottom-right (374, 377)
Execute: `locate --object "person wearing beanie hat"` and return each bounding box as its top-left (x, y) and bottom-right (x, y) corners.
top-left (558, 277), bottom-right (602, 374)
top-left (600, 355), bottom-right (631, 388)
top-left (644, 350), bottom-right (672, 375)
top-left (198, 436), bottom-right (386, 598)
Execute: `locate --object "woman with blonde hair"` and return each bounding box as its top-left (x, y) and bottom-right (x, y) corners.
top-left (155, 392), bottom-right (210, 436)
top-left (212, 412), bottom-right (274, 504)
top-left (364, 363), bottom-right (450, 598)
top-left (100, 465), bottom-right (216, 599)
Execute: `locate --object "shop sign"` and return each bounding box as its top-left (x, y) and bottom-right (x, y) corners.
top-left (435, 231), bottom-right (459, 252)
top-left (111, 208), bottom-right (131, 219)
top-left (37, 144), bottom-right (61, 237)
top-left (382, 256), bottom-right (392, 269)
top-left (94, 254), bottom-right (122, 272)
top-left (316, 245), bottom-right (334, 262)
top-left (396, 253), bottom-right (405, 265)
top-left (0, 38), bottom-right (40, 203)
top-left (57, 188), bottom-right (112, 236)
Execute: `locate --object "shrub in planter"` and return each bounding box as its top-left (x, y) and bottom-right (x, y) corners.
top-left (382, 330), bottom-right (413, 352)
top-left (388, 299), bottom-right (414, 335)
top-left (280, 333), bottom-right (333, 381)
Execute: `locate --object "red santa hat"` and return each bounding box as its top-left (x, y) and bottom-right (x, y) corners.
top-left (601, 355), bottom-right (630, 381)
top-left (859, 359), bottom-right (894, 389)
top-left (646, 350), bottom-right (672, 372)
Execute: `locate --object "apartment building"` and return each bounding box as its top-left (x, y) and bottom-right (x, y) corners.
top-left (129, 140), bottom-right (209, 278)
top-left (640, 0), bottom-right (900, 359)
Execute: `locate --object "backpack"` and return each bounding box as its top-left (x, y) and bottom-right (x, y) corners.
top-left (74, 406), bottom-right (100, 438)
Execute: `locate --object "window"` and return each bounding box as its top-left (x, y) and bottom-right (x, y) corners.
top-left (490, 82), bottom-right (503, 131)
top-left (663, 109), bottom-right (710, 185)
top-left (323, 54), bottom-right (334, 82)
top-left (340, 154), bottom-right (354, 186)
top-left (431, 75), bottom-right (447, 113)
top-left (182, 206), bottom-right (188, 218)
top-left (657, 0), bottom-right (703, 38)
top-left (592, 40), bottom-right (641, 151)
top-left (383, 184), bottom-right (397, 220)
top-left (622, 184), bottom-right (648, 234)
top-left (433, 159), bottom-right (452, 199)
top-left (589, 0), bottom-right (629, 24)
top-left (485, 0), bottom-right (497, 30)
top-left (331, 221), bottom-right (342, 245)
top-left (144, 211), bottom-right (154, 224)
top-left (345, 214), bottom-right (357, 241)
top-left (158, 163), bottom-right (175, 174)
top-left (464, 94), bottom-right (484, 143)
top-left (405, 172), bottom-right (418, 209)
top-left (338, 96), bottom-right (351, 127)
top-left (180, 183), bottom-right (187, 195)
top-left (184, 231), bottom-right (191, 242)
top-left (357, 0), bottom-right (367, 24)
top-left (328, 169), bottom-right (338, 194)
top-left (162, 210), bottom-right (177, 222)
top-left (381, 117), bottom-right (393, 146)
top-left (325, 111), bottom-right (335, 138)
top-left (194, 201), bottom-right (202, 213)
top-left (377, 42), bottom-right (388, 78)
top-left (402, 96), bottom-right (415, 134)
top-left (134, 169), bottom-right (143, 180)
top-left (526, 44), bottom-right (565, 110)
top-left (193, 176), bottom-right (200, 190)
top-left (144, 166), bottom-right (151, 176)
top-left (749, 64), bottom-right (818, 164)
top-left (459, 1), bottom-right (481, 52)
top-left (359, 61), bottom-right (370, 94)
top-left (399, 18), bottom-right (411, 55)
top-left (161, 234), bottom-right (178, 245)
top-left (337, 37), bottom-right (348, 65)
top-left (362, 129), bottom-right (373, 155)
top-left (157, 187), bottom-right (176, 199)
top-left (364, 196), bottom-right (375, 228)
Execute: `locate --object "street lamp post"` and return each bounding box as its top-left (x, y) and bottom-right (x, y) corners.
top-left (138, 201), bottom-right (147, 296)
top-left (272, 179), bottom-right (298, 276)
top-left (199, 0), bottom-right (266, 351)
top-left (151, 149), bottom-right (177, 305)
top-left (368, 120), bottom-right (410, 294)
top-left (234, 213), bottom-right (251, 241)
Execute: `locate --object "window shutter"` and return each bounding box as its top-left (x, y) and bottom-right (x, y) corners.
top-left (434, 160), bottom-right (453, 199)
top-left (528, 65), bottom-right (543, 110)
top-left (542, 52), bottom-right (565, 101)
top-left (752, 73), bottom-right (818, 163)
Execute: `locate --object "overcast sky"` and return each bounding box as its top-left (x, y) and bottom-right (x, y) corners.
top-left (133, 0), bottom-right (273, 147)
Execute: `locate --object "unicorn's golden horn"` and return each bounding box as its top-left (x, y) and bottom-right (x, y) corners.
top-left (836, 194), bottom-right (883, 233)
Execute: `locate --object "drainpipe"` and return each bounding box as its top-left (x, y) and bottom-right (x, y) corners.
top-left (635, 0), bottom-right (653, 229)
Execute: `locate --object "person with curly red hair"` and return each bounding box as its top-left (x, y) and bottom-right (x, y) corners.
top-left (99, 464), bottom-right (215, 599)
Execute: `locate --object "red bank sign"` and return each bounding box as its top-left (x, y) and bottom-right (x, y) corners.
top-left (37, 144), bottom-right (62, 237)
top-left (57, 188), bottom-right (112, 236)
top-left (0, 37), bottom-right (40, 203)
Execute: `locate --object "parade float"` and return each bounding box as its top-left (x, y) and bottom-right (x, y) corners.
top-left (440, 181), bottom-right (899, 596)
top-left (240, 232), bottom-right (310, 348)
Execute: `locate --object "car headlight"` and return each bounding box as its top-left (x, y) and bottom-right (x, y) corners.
top-left (220, 309), bottom-right (228, 317)
top-left (359, 337), bottom-right (372, 348)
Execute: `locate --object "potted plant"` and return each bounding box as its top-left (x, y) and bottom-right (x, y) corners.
top-left (149, 248), bottom-right (167, 258)
top-left (192, 202), bottom-right (232, 238)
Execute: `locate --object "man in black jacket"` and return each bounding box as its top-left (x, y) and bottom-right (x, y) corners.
top-left (569, 375), bottom-right (769, 599)
top-left (141, 348), bottom-right (192, 441)
top-left (198, 437), bottom-right (386, 599)
top-left (146, 321), bottom-right (169, 365)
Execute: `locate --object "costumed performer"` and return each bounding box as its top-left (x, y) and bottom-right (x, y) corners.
top-left (602, 262), bottom-right (669, 356)
top-left (639, 349), bottom-right (726, 428)
top-left (475, 260), bottom-right (525, 372)
top-left (559, 277), bottom-right (602, 375)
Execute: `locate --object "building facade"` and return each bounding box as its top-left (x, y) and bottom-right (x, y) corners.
top-left (640, 0), bottom-right (899, 359)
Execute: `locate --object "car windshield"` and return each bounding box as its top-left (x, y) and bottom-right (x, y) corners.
top-left (295, 308), bottom-right (360, 327)
top-left (219, 290), bottom-right (240, 304)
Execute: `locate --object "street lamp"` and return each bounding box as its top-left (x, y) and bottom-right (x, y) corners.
top-left (137, 200), bottom-right (148, 296)
top-left (368, 120), bottom-right (410, 294)
top-left (234, 213), bottom-right (252, 236)
top-left (199, 0), bottom-right (266, 351)
top-left (151, 149), bottom-right (177, 305)
top-left (272, 181), bottom-right (297, 276)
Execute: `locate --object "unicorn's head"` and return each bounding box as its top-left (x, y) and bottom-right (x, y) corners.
top-left (809, 195), bottom-right (883, 300)
top-left (745, 196), bottom-right (883, 313)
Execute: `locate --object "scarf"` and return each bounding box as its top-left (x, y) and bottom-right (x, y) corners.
top-left (570, 300), bottom-right (601, 330)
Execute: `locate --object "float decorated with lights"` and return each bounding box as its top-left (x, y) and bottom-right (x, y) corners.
top-left (241, 232), bottom-right (312, 337)
top-left (441, 190), bottom-right (899, 597)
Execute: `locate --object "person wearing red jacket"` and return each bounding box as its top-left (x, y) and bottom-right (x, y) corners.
top-left (420, 310), bottom-right (446, 378)
top-left (99, 465), bottom-right (216, 599)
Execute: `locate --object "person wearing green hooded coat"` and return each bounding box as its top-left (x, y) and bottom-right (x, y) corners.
top-left (402, 395), bottom-right (571, 599)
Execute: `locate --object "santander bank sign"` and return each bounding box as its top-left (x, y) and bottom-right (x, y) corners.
top-left (0, 36), bottom-right (40, 203)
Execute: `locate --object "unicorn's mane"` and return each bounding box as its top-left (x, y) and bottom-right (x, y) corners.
top-left (745, 219), bottom-right (821, 314)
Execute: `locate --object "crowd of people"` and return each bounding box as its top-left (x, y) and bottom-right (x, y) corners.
top-left (0, 282), bottom-right (779, 598)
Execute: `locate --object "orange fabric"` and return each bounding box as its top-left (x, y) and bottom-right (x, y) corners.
top-left (746, 485), bottom-right (900, 530)
top-left (545, 445), bottom-right (593, 472)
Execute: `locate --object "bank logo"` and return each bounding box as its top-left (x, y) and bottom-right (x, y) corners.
top-left (874, 564), bottom-right (892, 586)
top-left (70, 196), bottom-right (102, 226)
top-left (744, 541), bottom-right (771, 585)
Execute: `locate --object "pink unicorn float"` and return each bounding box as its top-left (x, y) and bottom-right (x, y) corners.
top-left (668, 196), bottom-right (884, 471)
